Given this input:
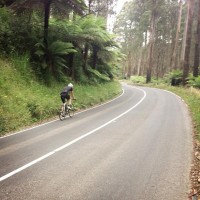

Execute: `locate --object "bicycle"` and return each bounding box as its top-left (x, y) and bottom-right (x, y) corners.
top-left (59, 99), bottom-right (76, 121)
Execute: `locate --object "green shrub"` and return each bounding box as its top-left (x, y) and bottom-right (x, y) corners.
top-left (96, 64), bottom-right (114, 80)
top-left (87, 67), bottom-right (110, 83)
top-left (167, 70), bottom-right (183, 86)
top-left (188, 76), bottom-right (200, 89)
top-left (0, 7), bottom-right (13, 55)
top-left (169, 70), bottom-right (183, 79)
top-left (130, 76), bottom-right (146, 84)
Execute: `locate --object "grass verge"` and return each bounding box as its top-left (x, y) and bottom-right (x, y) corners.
top-left (0, 57), bottom-right (121, 136)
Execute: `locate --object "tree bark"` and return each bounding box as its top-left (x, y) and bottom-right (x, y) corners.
top-left (180, 0), bottom-right (190, 70)
top-left (146, 3), bottom-right (156, 83)
top-left (92, 45), bottom-right (98, 69)
top-left (44, 0), bottom-right (52, 46)
top-left (183, 0), bottom-right (195, 85)
top-left (137, 49), bottom-right (142, 76)
top-left (83, 44), bottom-right (89, 72)
top-left (127, 51), bottom-right (132, 79)
top-left (193, 0), bottom-right (200, 77)
top-left (171, 0), bottom-right (182, 70)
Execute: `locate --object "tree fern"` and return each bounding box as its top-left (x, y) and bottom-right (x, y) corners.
top-left (35, 39), bottom-right (77, 80)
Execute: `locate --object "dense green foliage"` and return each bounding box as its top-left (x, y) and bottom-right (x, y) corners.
top-left (130, 76), bottom-right (146, 84)
top-left (188, 76), bottom-right (200, 88)
top-left (0, 1), bottom-right (124, 136)
top-left (167, 70), bottom-right (200, 88)
top-left (0, 4), bottom-right (123, 83)
top-left (0, 56), bottom-right (121, 136)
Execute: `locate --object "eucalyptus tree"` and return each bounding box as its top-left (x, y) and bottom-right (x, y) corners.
top-left (114, 0), bottom-right (149, 78)
top-left (114, 0), bottom-right (147, 78)
top-left (182, 0), bottom-right (195, 84)
top-left (114, 0), bottom-right (184, 81)
top-left (153, 0), bottom-right (180, 77)
top-left (86, 0), bottom-right (116, 27)
top-left (145, 0), bottom-right (181, 82)
top-left (193, 0), bottom-right (200, 77)
top-left (171, 0), bottom-right (183, 70)
top-left (145, 0), bottom-right (158, 83)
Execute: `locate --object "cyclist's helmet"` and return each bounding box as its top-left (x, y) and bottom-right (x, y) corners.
top-left (68, 83), bottom-right (73, 88)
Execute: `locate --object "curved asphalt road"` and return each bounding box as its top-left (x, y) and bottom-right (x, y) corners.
top-left (0, 83), bottom-right (193, 200)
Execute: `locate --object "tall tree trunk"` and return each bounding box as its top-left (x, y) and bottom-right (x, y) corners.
top-left (44, 0), bottom-right (52, 46)
top-left (156, 52), bottom-right (161, 79)
top-left (193, 0), bottom-right (200, 77)
top-left (83, 44), bottom-right (89, 72)
top-left (171, 0), bottom-right (182, 70)
top-left (137, 49), bottom-right (142, 76)
top-left (140, 49), bottom-right (147, 76)
top-left (68, 53), bottom-right (75, 79)
top-left (92, 45), bottom-right (98, 69)
top-left (180, 0), bottom-right (189, 70)
top-left (183, 0), bottom-right (195, 84)
top-left (127, 51), bottom-right (132, 79)
top-left (146, 4), bottom-right (156, 83)
top-left (88, 0), bottom-right (92, 14)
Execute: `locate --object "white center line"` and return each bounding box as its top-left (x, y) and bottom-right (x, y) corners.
top-left (0, 87), bottom-right (146, 182)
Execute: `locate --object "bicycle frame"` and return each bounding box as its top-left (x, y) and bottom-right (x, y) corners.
top-left (59, 99), bottom-right (75, 121)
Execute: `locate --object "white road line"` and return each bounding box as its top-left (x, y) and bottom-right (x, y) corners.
top-left (0, 89), bottom-right (125, 139)
top-left (0, 87), bottom-right (146, 182)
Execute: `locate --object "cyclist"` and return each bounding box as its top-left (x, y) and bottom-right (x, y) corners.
top-left (60, 83), bottom-right (75, 109)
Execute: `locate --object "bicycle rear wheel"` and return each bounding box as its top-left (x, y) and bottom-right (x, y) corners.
top-left (59, 105), bottom-right (66, 121)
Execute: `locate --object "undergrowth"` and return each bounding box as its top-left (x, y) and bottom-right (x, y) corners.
top-left (0, 56), bottom-right (121, 136)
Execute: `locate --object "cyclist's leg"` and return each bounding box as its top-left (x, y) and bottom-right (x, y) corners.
top-left (60, 93), bottom-right (66, 103)
top-left (60, 93), bottom-right (67, 112)
top-left (66, 94), bottom-right (71, 107)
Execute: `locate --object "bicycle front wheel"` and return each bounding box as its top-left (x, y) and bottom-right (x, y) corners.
top-left (59, 111), bottom-right (65, 121)
top-left (68, 106), bottom-right (74, 118)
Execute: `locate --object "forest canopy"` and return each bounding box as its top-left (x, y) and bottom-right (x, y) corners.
top-left (113, 0), bottom-right (200, 86)
top-left (0, 0), bottom-right (124, 84)
top-left (0, 0), bottom-right (199, 86)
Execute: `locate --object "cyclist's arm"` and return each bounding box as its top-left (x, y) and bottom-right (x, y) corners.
top-left (70, 90), bottom-right (75, 99)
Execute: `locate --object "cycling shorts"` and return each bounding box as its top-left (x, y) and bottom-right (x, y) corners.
top-left (60, 92), bottom-right (70, 103)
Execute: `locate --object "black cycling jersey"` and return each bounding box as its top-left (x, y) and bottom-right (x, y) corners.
top-left (60, 86), bottom-right (73, 94)
top-left (60, 86), bottom-right (73, 103)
